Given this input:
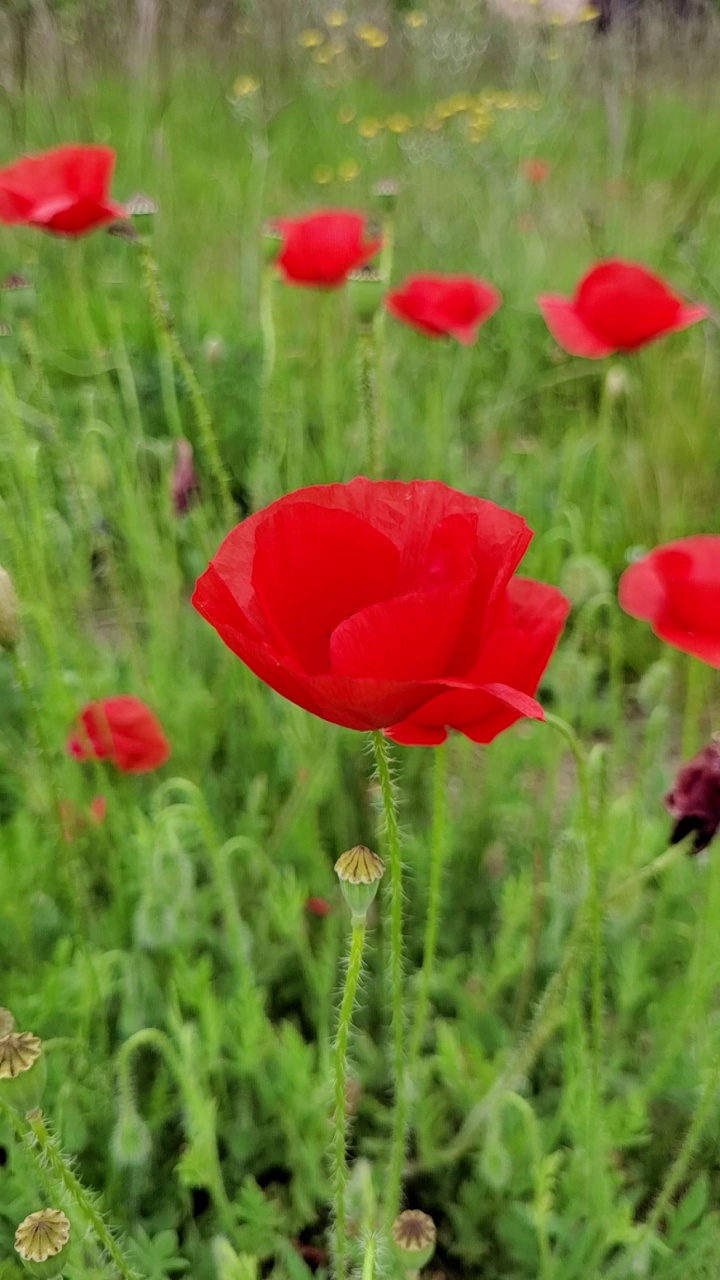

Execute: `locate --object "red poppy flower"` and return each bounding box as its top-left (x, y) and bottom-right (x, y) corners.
top-left (385, 274), bottom-right (502, 344)
top-left (537, 259), bottom-right (708, 358)
top-left (619, 536), bottom-right (720, 666)
top-left (0, 145), bottom-right (125, 237)
top-left (273, 211), bottom-right (381, 287)
top-left (59, 794), bottom-right (107, 842)
top-left (67, 696), bottom-right (171, 773)
top-left (192, 478), bottom-right (538, 733)
top-left (306, 896), bottom-right (333, 917)
top-left (521, 157), bottom-right (551, 184)
top-left (386, 577), bottom-right (569, 746)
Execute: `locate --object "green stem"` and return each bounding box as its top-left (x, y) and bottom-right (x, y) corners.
top-left (371, 730), bottom-right (407, 1226)
top-left (254, 264), bottom-right (277, 507)
top-left (681, 655), bottom-right (705, 760)
top-left (319, 293), bottom-right (339, 479)
top-left (589, 373), bottom-right (614, 552)
top-left (10, 646), bottom-right (63, 838)
top-left (409, 743), bottom-right (448, 1070)
top-left (26, 1109), bottom-right (140, 1280)
top-left (358, 323), bottom-right (382, 478)
top-left (332, 920), bottom-right (367, 1280)
top-left (361, 1232), bottom-right (377, 1280)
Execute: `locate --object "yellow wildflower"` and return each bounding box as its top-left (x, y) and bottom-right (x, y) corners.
top-left (325, 8), bottom-right (348, 24)
top-left (356, 23), bottom-right (389, 46)
top-left (386, 112), bottom-right (413, 134)
top-left (577, 4), bottom-right (600, 17)
top-left (339, 158), bottom-right (360, 181)
top-left (424, 113), bottom-right (444, 132)
top-left (298, 28), bottom-right (325, 48)
top-left (232, 75), bottom-right (260, 97)
top-left (358, 117), bottom-right (383, 138)
top-left (338, 104), bottom-right (356, 124)
top-left (404, 9), bottom-right (428, 26)
top-left (312, 164), bottom-right (334, 184)
top-left (313, 46), bottom-right (334, 63)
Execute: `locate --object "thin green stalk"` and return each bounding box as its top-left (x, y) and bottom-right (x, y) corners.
top-left (371, 730), bottom-right (407, 1226)
top-left (254, 264), bottom-right (277, 507)
top-left (409, 742), bottom-right (448, 1070)
top-left (26, 1109), bottom-right (140, 1280)
top-left (427, 352), bottom-right (447, 480)
top-left (10, 647), bottom-right (63, 838)
top-left (318, 292), bottom-right (340, 479)
top-left (588, 373), bottom-right (614, 552)
top-left (682, 655), bottom-right (705, 760)
top-left (332, 920), bottom-right (367, 1280)
top-left (361, 1232), bottom-right (377, 1280)
top-left (358, 322), bottom-right (382, 478)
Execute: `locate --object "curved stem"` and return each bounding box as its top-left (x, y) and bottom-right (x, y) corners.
top-left (409, 743), bottom-right (448, 1070)
top-left (332, 921), bottom-right (367, 1280)
top-left (371, 731), bottom-right (407, 1226)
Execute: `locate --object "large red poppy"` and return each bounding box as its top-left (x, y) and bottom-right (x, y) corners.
top-left (273, 211), bottom-right (381, 287)
top-left (619, 536), bottom-right (720, 666)
top-left (192, 479), bottom-right (551, 733)
top-left (537, 259), bottom-right (708, 358)
top-left (67, 696), bottom-right (171, 773)
top-left (0, 145), bottom-right (125, 237)
top-left (385, 274), bottom-right (501, 344)
top-left (386, 577), bottom-right (568, 745)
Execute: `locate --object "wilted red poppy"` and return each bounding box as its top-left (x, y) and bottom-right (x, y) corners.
top-left (386, 577), bottom-right (568, 745)
top-left (537, 259), bottom-right (708, 358)
top-left (67, 696), bottom-right (171, 773)
top-left (0, 145), bottom-right (125, 237)
top-left (273, 211), bottom-right (381, 287)
top-left (521, 157), bottom-right (551, 184)
top-left (665, 740), bottom-right (720, 854)
top-left (385, 274), bottom-right (501, 344)
top-left (619, 536), bottom-right (720, 666)
top-left (192, 478), bottom-right (549, 733)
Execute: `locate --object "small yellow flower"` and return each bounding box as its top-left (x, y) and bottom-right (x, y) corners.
top-left (404, 8), bottom-right (428, 27)
top-left (550, 12), bottom-right (568, 24)
top-left (448, 92), bottom-right (473, 113)
top-left (495, 91), bottom-right (520, 109)
top-left (424, 113), bottom-right (444, 132)
top-left (338, 104), bottom-right (356, 123)
top-left (298, 28), bottom-right (325, 48)
top-left (386, 112), bottom-right (413, 134)
top-left (312, 164), bottom-right (334, 184)
top-left (358, 116), bottom-right (383, 139)
top-left (356, 22), bottom-right (389, 46)
top-left (435, 99), bottom-right (457, 120)
top-left (577, 3), bottom-right (600, 18)
top-left (325, 7), bottom-right (348, 24)
top-left (338, 158), bottom-right (360, 181)
top-left (313, 46), bottom-right (335, 63)
top-left (232, 75), bottom-right (260, 97)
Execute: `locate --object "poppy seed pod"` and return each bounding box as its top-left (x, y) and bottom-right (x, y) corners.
top-left (0, 1031), bottom-right (47, 1112)
top-left (0, 564), bottom-right (20, 650)
top-left (125, 192), bottom-right (157, 228)
top-left (334, 845), bottom-right (385, 920)
top-left (15, 1209), bottom-right (71, 1279)
top-left (348, 265), bottom-right (384, 325)
top-left (374, 177), bottom-right (400, 211)
top-left (0, 1007), bottom-right (15, 1036)
top-left (665, 739), bottom-right (720, 855)
top-left (1, 273), bottom-right (36, 319)
top-left (392, 1209), bottom-right (437, 1271)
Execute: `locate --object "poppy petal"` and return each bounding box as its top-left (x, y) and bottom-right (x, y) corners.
top-left (537, 293), bottom-right (617, 357)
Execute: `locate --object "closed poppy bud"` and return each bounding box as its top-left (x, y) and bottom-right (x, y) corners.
top-left (392, 1210), bottom-right (437, 1271)
top-left (665, 739), bottom-right (720, 854)
top-left (0, 564), bottom-right (20, 651)
top-left (0, 1031), bottom-right (47, 1112)
top-left (348, 265), bottom-right (384, 325)
top-left (15, 1209), bottom-right (71, 1279)
top-left (334, 845), bottom-right (385, 921)
top-left (2, 272), bottom-right (36, 319)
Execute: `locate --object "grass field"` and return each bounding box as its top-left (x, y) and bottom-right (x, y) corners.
top-left (3, 9), bottom-right (720, 1280)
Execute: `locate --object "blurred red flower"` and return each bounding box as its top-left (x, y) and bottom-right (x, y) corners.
top-left (59, 794), bottom-right (107, 842)
top-left (192, 478), bottom-right (565, 737)
top-left (386, 577), bottom-right (568, 745)
top-left (306, 896), bottom-right (333, 917)
top-left (521, 157), bottom-right (551, 184)
top-left (273, 211), bottom-right (381, 287)
top-left (538, 259), bottom-right (708, 358)
top-left (67, 696), bottom-right (171, 773)
top-left (0, 145), bottom-right (125, 236)
top-left (385, 274), bottom-right (501, 344)
top-left (619, 536), bottom-right (720, 666)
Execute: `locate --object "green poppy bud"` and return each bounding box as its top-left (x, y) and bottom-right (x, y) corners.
top-left (0, 565), bottom-right (20, 651)
top-left (392, 1209), bottom-right (437, 1271)
top-left (2, 273), bottom-right (36, 319)
top-left (15, 1209), bottom-right (71, 1279)
top-left (334, 845), bottom-right (385, 922)
top-left (348, 265), bottom-right (384, 325)
top-left (0, 1031), bottom-right (47, 1112)
top-left (111, 1100), bottom-right (152, 1168)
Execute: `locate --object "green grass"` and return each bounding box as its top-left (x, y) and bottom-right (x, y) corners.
top-left (3, 12), bottom-right (720, 1280)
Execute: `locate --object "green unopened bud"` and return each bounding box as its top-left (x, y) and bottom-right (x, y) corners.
top-left (392, 1209), bottom-right (437, 1271)
top-left (15, 1209), bottom-right (71, 1279)
top-left (348, 265), bottom-right (384, 325)
top-left (111, 1100), bottom-right (152, 1167)
top-left (2, 273), bottom-right (36, 319)
top-left (374, 177), bottom-right (400, 211)
top-left (0, 1031), bottom-right (47, 1112)
top-left (262, 222), bottom-right (283, 266)
top-left (0, 565), bottom-right (21, 651)
top-left (334, 845), bottom-right (384, 921)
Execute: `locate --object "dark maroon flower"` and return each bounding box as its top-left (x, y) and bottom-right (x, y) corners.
top-left (171, 438), bottom-right (200, 516)
top-left (665, 740), bottom-right (720, 854)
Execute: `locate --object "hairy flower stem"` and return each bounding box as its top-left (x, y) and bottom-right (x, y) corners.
top-left (371, 731), bottom-right (407, 1226)
top-left (318, 293), bottom-right (340, 480)
top-left (332, 920), bottom-right (367, 1280)
top-left (138, 239), bottom-right (234, 527)
top-left (253, 265), bottom-right (277, 507)
top-left (361, 1232), bottom-right (378, 1280)
top-left (589, 373), bottom-right (614, 552)
top-left (358, 323), bottom-right (382, 478)
top-left (25, 1109), bottom-right (140, 1280)
top-left (409, 743), bottom-right (448, 1071)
